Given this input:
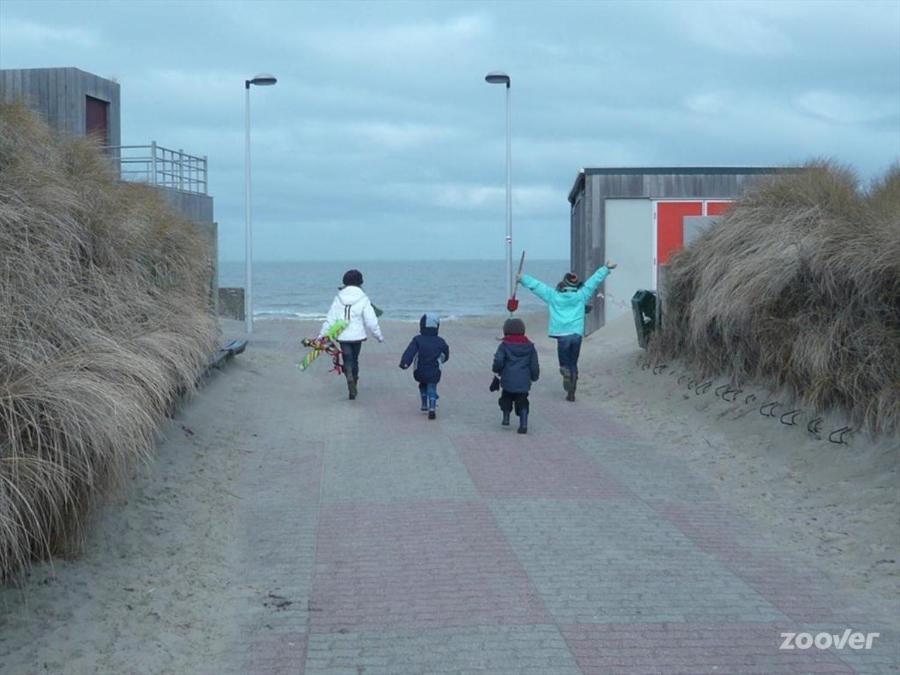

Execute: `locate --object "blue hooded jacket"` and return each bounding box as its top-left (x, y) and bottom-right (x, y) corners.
top-left (519, 265), bottom-right (610, 337)
top-left (492, 336), bottom-right (540, 393)
top-left (399, 313), bottom-right (450, 384)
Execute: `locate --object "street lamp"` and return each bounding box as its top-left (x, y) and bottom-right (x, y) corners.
top-left (244, 73), bottom-right (277, 334)
top-left (484, 71), bottom-right (512, 303)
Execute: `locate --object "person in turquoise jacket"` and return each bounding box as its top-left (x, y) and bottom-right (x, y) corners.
top-left (517, 260), bottom-right (617, 401)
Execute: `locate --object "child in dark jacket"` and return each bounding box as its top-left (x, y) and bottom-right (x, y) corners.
top-left (399, 313), bottom-right (450, 419)
top-left (492, 318), bottom-right (540, 434)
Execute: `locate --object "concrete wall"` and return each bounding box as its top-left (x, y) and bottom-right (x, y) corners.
top-left (218, 288), bottom-right (245, 321)
top-left (0, 67), bottom-right (121, 146)
top-left (155, 188), bottom-right (217, 312)
top-left (160, 189), bottom-right (214, 224)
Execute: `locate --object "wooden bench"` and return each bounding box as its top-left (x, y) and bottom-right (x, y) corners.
top-left (209, 338), bottom-right (248, 369)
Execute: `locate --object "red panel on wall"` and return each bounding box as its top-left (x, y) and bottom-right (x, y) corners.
top-left (657, 201), bottom-right (701, 265)
top-left (706, 201), bottom-right (734, 216)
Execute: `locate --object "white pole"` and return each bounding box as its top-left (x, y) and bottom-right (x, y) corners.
top-left (244, 82), bottom-right (253, 334)
top-left (505, 82), bottom-right (512, 301)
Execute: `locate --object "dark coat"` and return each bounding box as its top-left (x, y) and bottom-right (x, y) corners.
top-left (400, 318), bottom-right (450, 384)
top-left (492, 336), bottom-right (539, 393)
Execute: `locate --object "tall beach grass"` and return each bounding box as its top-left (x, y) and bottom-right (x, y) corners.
top-left (0, 104), bottom-right (217, 577)
top-left (650, 161), bottom-right (900, 437)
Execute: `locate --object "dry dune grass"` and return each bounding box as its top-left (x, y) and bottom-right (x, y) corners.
top-left (651, 161), bottom-right (900, 437)
top-left (0, 104), bottom-right (217, 577)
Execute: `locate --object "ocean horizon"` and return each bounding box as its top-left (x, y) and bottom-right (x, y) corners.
top-left (218, 259), bottom-right (568, 322)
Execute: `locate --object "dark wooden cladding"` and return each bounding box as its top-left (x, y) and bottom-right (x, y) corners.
top-left (0, 67), bottom-right (121, 147)
top-left (569, 167), bottom-right (791, 334)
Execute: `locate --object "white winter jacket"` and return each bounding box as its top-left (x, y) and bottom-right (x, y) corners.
top-left (319, 286), bottom-right (383, 342)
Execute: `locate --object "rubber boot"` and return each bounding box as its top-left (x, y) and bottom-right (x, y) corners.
top-left (566, 375), bottom-right (577, 402)
top-left (420, 393), bottom-right (428, 412)
top-left (428, 397), bottom-right (437, 420)
top-left (347, 375), bottom-right (357, 400)
top-left (517, 409), bottom-right (529, 434)
top-left (560, 367), bottom-right (572, 394)
top-left (501, 410), bottom-right (511, 426)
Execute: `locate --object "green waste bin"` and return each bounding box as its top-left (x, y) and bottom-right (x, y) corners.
top-left (631, 290), bottom-right (657, 349)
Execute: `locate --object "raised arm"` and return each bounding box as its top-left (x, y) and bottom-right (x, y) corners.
top-left (580, 261), bottom-right (616, 299)
top-left (519, 274), bottom-right (554, 304)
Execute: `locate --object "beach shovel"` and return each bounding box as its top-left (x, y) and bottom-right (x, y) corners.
top-left (506, 251), bottom-right (526, 312)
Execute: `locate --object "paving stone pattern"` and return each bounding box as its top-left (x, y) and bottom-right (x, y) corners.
top-left (227, 321), bottom-right (898, 674)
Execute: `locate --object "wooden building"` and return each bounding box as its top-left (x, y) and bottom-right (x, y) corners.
top-left (0, 67), bottom-right (121, 146)
top-left (568, 167), bottom-right (789, 334)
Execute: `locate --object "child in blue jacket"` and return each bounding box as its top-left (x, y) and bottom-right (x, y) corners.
top-left (492, 318), bottom-right (540, 434)
top-left (518, 260), bottom-right (616, 401)
top-left (399, 313), bottom-right (450, 419)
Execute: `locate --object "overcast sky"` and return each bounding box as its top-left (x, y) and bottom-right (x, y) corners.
top-left (2, 0), bottom-right (898, 262)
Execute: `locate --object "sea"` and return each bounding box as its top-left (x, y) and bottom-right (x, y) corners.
top-left (218, 260), bottom-right (568, 322)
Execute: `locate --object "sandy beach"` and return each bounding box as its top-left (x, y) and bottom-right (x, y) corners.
top-left (0, 312), bottom-right (896, 674)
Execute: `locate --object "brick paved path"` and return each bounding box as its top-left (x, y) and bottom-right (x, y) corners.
top-left (221, 321), bottom-right (897, 675)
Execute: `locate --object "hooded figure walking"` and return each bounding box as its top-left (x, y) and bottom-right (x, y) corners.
top-left (319, 269), bottom-right (384, 400)
top-left (399, 313), bottom-right (450, 419)
top-left (492, 318), bottom-right (540, 433)
top-left (518, 261), bottom-right (617, 401)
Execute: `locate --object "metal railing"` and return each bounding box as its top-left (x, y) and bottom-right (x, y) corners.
top-left (107, 142), bottom-right (208, 195)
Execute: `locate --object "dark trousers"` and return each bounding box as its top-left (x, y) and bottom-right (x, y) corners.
top-left (555, 334), bottom-right (583, 376)
top-left (498, 390), bottom-right (529, 415)
top-left (340, 340), bottom-right (362, 380)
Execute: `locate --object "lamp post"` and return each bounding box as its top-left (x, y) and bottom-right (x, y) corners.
top-left (484, 71), bottom-right (512, 302)
top-left (244, 73), bottom-right (277, 334)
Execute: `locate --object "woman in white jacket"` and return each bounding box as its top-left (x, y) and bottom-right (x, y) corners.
top-left (319, 269), bottom-right (384, 400)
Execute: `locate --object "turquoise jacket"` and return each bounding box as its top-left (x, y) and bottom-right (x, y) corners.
top-left (520, 266), bottom-right (610, 337)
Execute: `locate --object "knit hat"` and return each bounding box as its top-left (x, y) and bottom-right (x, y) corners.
top-left (503, 318), bottom-right (526, 336)
top-left (556, 272), bottom-right (582, 291)
top-left (342, 269), bottom-right (363, 287)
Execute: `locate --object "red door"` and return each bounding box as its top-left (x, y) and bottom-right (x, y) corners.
top-left (85, 96), bottom-right (109, 143)
top-left (656, 201), bottom-right (702, 266)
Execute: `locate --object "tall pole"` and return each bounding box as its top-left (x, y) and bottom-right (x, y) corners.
top-left (244, 81), bottom-right (253, 334)
top-left (505, 81), bottom-right (512, 302)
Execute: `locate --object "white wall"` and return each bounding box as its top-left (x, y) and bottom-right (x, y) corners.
top-left (604, 199), bottom-right (653, 322)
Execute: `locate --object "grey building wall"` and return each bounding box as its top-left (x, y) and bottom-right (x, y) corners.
top-left (568, 167), bottom-right (790, 334)
top-left (0, 67), bottom-right (121, 146)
